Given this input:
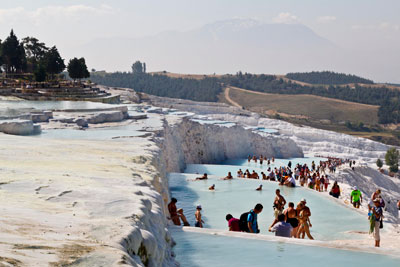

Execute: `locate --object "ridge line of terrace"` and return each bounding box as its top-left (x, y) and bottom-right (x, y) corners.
top-left (177, 227), bottom-right (400, 258)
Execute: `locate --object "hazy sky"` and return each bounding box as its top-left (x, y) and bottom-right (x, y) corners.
top-left (1, 0), bottom-right (399, 82)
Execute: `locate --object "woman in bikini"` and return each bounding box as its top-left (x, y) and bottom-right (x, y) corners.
top-left (284, 202), bottom-right (299, 237)
top-left (297, 203), bottom-right (314, 240)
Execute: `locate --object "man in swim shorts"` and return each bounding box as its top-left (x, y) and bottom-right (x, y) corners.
top-left (273, 189), bottom-right (286, 218)
top-left (195, 205), bottom-right (204, 228)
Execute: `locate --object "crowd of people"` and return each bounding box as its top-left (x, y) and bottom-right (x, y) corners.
top-left (235, 155), bottom-right (351, 193)
top-left (168, 156), bottom-right (392, 248)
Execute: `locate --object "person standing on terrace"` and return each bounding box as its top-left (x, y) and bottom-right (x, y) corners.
top-left (248, 203), bottom-right (263, 233)
top-left (297, 199), bottom-right (314, 240)
top-left (273, 189), bottom-right (287, 218)
top-left (370, 198), bottom-right (383, 247)
top-left (195, 205), bottom-right (204, 228)
top-left (350, 187), bottom-right (362, 208)
top-left (283, 202), bottom-right (299, 237)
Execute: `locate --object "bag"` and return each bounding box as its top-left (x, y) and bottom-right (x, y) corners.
top-left (239, 212), bottom-right (251, 232)
top-left (379, 218), bottom-right (383, 229)
top-left (239, 211), bottom-right (258, 232)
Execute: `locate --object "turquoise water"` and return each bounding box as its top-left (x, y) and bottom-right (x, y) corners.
top-left (33, 124), bottom-right (145, 140)
top-left (169, 173), bottom-right (367, 240)
top-left (244, 126), bottom-right (279, 134)
top-left (191, 119), bottom-right (236, 127)
top-left (185, 157), bottom-right (326, 177)
top-left (171, 229), bottom-right (400, 267)
top-left (169, 157), bottom-right (367, 241)
top-left (0, 100), bottom-right (116, 111)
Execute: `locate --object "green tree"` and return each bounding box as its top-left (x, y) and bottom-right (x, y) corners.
top-left (1, 30), bottom-right (26, 74)
top-left (67, 57), bottom-right (90, 81)
top-left (385, 147), bottom-right (399, 173)
top-left (376, 158), bottom-right (383, 169)
top-left (34, 64), bottom-right (46, 82)
top-left (131, 61), bottom-right (145, 74)
top-left (43, 46), bottom-right (65, 79)
top-left (22, 36), bottom-right (48, 72)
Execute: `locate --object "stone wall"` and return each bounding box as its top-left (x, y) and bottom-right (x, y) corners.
top-left (160, 117), bottom-right (303, 173)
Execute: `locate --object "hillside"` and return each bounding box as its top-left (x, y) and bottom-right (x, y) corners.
top-left (225, 86), bottom-right (379, 124)
top-left (222, 86), bottom-right (400, 145)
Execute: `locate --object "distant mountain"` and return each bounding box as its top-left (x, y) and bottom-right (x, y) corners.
top-left (78, 19), bottom-right (339, 74)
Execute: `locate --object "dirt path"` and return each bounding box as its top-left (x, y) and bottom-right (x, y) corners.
top-left (224, 87), bottom-right (242, 108)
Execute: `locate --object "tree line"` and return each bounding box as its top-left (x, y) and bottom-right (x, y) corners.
top-left (0, 30), bottom-right (89, 82)
top-left (90, 70), bottom-right (222, 102)
top-left (286, 71), bottom-right (374, 85)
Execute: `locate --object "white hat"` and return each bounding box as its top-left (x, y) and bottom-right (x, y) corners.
top-left (196, 205), bottom-right (202, 209)
top-left (353, 186), bottom-right (357, 190)
top-left (300, 198), bottom-right (307, 203)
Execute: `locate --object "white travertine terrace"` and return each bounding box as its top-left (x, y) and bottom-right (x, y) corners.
top-left (0, 89), bottom-right (399, 266)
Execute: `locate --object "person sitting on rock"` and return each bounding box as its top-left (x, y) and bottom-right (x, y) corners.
top-left (284, 175), bottom-right (296, 187)
top-left (329, 181), bottom-right (341, 198)
top-left (250, 170), bottom-right (259, 179)
top-left (261, 172), bottom-right (268, 180)
top-left (168, 198), bottom-right (181, 225)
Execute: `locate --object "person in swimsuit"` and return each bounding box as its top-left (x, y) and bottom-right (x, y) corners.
top-left (168, 198), bottom-right (181, 225)
top-left (297, 199), bottom-right (314, 240)
top-left (269, 189), bottom-right (287, 228)
top-left (209, 184), bottom-right (215, 190)
top-left (261, 172), bottom-right (268, 180)
top-left (195, 173), bottom-right (208, 180)
top-left (195, 205), bottom-right (204, 227)
top-left (177, 208), bottom-right (190, 226)
top-left (222, 172), bottom-right (233, 180)
top-left (284, 202), bottom-right (299, 237)
top-left (256, 185), bottom-right (263, 191)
